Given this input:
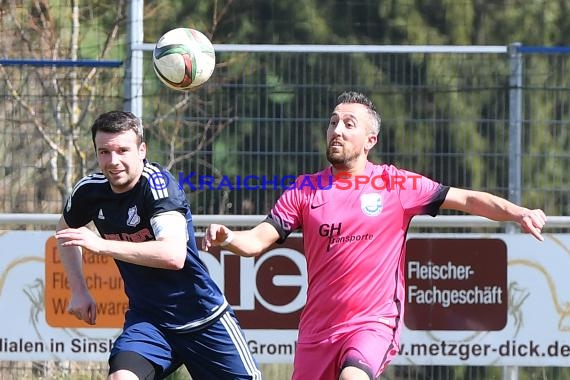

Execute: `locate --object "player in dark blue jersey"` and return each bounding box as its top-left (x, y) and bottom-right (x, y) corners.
top-left (55, 111), bottom-right (262, 380)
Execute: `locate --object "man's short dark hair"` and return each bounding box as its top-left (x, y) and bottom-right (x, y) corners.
top-left (91, 110), bottom-right (144, 146)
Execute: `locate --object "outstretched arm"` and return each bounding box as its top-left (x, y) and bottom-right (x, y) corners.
top-left (441, 187), bottom-right (547, 241)
top-left (202, 222), bottom-right (281, 257)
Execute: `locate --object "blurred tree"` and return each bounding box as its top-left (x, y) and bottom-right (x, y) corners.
top-left (0, 0), bottom-right (127, 213)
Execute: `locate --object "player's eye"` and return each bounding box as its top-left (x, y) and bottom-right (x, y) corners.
top-left (344, 118), bottom-right (356, 128)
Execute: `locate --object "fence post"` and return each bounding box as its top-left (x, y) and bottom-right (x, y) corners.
top-left (124, 0), bottom-right (144, 117)
top-left (503, 41), bottom-right (523, 380)
top-left (507, 42), bottom-right (523, 211)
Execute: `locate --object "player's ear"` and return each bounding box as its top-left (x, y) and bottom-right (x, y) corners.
top-left (139, 141), bottom-right (147, 158)
top-left (365, 134), bottom-right (377, 151)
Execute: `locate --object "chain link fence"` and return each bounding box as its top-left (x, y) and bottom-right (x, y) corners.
top-left (3, 46), bottom-right (570, 218)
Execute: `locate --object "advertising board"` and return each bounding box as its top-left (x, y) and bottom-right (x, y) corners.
top-left (0, 231), bottom-right (568, 365)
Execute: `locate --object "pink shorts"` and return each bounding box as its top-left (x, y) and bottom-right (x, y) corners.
top-left (292, 324), bottom-right (399, 380)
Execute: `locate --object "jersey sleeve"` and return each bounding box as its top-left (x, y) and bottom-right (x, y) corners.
top-left (395, 168), bottom-right (450, 216)
top-left (62, 175), bottom-right (102, 228)
top-left (265, 175), bottom-right (306, 243)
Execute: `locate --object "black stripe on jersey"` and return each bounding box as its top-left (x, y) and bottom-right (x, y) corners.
top-left (142, 164), bottom-right (169, 200)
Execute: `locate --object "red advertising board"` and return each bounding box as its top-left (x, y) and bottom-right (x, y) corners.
top-left (404, 238), bottom-right (507, 331)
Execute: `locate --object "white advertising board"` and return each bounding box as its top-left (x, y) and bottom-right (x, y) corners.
top-left (0, 230), bottom-right (569, 366)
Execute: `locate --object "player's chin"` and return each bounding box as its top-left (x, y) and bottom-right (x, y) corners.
top-left (105, 171), bottom-right (126, 181)
top-left (326, 154), bottom-right (349, 167)
top-left (326, 150), bottom-right (342, 163)
top-left (107, 177), bottom-right (134, 191)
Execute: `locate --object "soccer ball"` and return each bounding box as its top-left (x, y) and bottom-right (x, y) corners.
top-left (152, 28), bottom-right (216, 91)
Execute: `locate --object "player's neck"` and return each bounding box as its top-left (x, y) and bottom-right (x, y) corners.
top-left (331, 159), bottom-right (369, 176)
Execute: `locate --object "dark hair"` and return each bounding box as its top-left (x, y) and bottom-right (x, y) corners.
top-left (337, 91), bottom-right (381, 135)
top-left (91, 110), bottom-right (144, 146)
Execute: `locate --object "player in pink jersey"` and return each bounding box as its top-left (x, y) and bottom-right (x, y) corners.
top-left (203, 91), bottom-right (547, 380)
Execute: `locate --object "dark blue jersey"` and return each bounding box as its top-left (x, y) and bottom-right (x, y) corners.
top-left (63, 161), bottom-right (227, 331)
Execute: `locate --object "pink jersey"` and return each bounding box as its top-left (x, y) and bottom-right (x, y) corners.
top-left (267, 161), bottom-right (449, 344)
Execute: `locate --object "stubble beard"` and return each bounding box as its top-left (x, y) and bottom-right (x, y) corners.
top-left (326, 146), bottom-right (359, 171)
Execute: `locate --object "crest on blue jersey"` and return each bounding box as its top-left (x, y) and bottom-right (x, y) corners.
top-left (127, 206), bottom-right (141, 227)
top-left (360, 193), bottom-right (383, 216)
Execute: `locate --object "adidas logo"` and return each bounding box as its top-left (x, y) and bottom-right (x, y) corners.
top-left (98, 209), bottom-right (105, 220)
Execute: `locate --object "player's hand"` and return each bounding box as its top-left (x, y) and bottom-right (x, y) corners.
top-left (68, 291), bottom-right (97, 325)
top-left (55, 227), bottom-right (106, 254)
top-left (519, 209), bottom-right (547, 241)
top-left (202, 224), bottom-right (232, 251)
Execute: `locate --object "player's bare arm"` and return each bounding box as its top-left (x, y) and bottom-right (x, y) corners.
top-left (441, 187), bottom-right (547, 241)
top-left (55, 216), bottom-right (97, 325)
top-left (203, 221), bottom-right (280, 257)
top-left (55, 212), bottom-right (188, 270)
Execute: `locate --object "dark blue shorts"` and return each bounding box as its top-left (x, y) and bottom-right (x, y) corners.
top-left (110, 307), bottom-right (262, 379)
